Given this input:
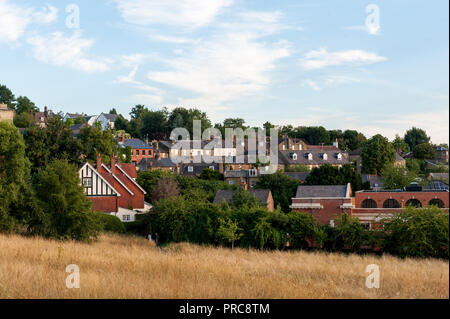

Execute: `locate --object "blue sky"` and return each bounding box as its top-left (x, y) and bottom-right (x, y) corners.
top-left (0, 0), bottom-right (448, 143)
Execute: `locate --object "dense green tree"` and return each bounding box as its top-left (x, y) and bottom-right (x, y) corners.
top-left (78, 125), bottom-right (118, 162)
top-left (114, 115), bottom-right (131, 133)
top-left (119, 145), bottom-right (132, 163)
top-left (305, 164), bottom-right (362, 194)
top-left (0, 122), bottom-right (30, 230)
top-left (413, 143), bottom-right (436, 160)
top-left (288, 212), bottom-right (325, 249)
top-left (382, 165), bottom-right (417, 190)
top-left (199, 168), bottom-right (223, 181)
top-left (343, 130), bottom-right (366, 151)
top-left (381, 206), bottom-right (449, 259)
top-left (217, 217), bottom-right (243, 250)
top-left (33, 159), bottom-right (100, 241)
top-left (361, 134), bottom-right (396, 175)
top-left (324, 213), bottom-right (368, 252)
top-left (404, 127), bottom-right (430, 151)
top-left (255, 171), bottom-right (300, 213)
top-left (0, 84), bottom-right (15, 109)
top-left (405, 158), bottom-right (422, 174)
top-left (140, 109), bottom-right (168, 140)
top-left (152, 178), bottom-right (180, 203)
top-left (230, 189), bottom-right (265, 210)
top-left (13, 112), bottom-right (35, 128)
top-left (392, 134), bottom-right (410, 153)
top-left (284, 164), bottom-right (310, 172)
top-left (14, 96), bottom-right (38, 114)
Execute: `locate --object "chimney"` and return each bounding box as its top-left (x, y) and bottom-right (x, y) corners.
top-left (111, 156), bottom-right (116, 174)
top-left (333, 139), bottom-right (339, 149)
top-left (121, 135), bottom-right (125, 144)
top-left (241, 180), bottom-right (248, 191)
top-left (44, 106), bottom-right (48, 118)
top-left (96, 154), bottom-right (102, 170)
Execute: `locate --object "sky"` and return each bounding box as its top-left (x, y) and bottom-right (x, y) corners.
top-left (0, 0), bottom-right (448, 143)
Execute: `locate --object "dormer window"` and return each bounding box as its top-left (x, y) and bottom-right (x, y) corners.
top-left (304, 153), bottom-right (313, 160)
top-left (249, 169), bottom-right (257, 177)
top-left (335, 153), bottom-right (342, 160)
top-left (322, 153), bottom-right (328, 160)
top-left (188, 166), bottom-right (194, 172)
top-left (282, 145), bottom-right (286, 150)
top-left (293, 153), bottom-right (298, 160)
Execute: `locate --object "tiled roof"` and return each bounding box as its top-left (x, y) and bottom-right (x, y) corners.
top-left (101, 113), bottom-right (118, 122)
top-left (295, 184), bottom-right (350, 198)
top-left (122, 139), bottom-right (153, 149)
top-left (284, 172), bottom-right (310, 181)
top-left (213, 189), bottom-right (271, 205)
top-left (395, 153), bottom-right (405, 161)
top-left (279, 150), bottom-right (349, 165)
top-left (180, 163), bottom-right (219, 176)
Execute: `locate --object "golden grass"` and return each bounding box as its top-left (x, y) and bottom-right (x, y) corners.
top-left (0, 233), bottom-right (448, 299)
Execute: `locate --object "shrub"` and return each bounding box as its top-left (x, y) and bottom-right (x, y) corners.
top-left (324, 213), bottom-right (368, 253)
top-left (93, 212), bottom-right (126, 234)
top-left (288, 212), bottom-right (325, 249)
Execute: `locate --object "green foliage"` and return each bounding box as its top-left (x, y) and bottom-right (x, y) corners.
top-left (33, 159), bottom-right (100, 241)
top-left (93, 212), bottom-right (126, 234)
top-left (288, 212), bottom-right (325, 249)
top-left (382, 165), bottom-right (417, 190)
top-left (361, 134), bottom-right (396, 175)
top-left (14, 96), bottom-right (38, 114)
top-left (285, 164), bottom-right (310, 172)
top-left (0, 84), bottom-right (15, 109)
top-left (230, 188), bottom-right (265, 209)
top-left (413, 143), bottom-right (436, 160)
top-left (13, 112), bottom-right (35, 128)
top-left (406, 158), bottom-right (422, 174)
top-left (381, 206), bottom-right (449, 259)
top-left (78, 125), bottom-right (118, 163)
top-left (199, 168), bottom-right (223, 181)
top-left (152, 178), bottom-right (180, 203)
top-left (255, 171), bottom-right (299, 213)
top-left (217, 217), bottom-right (243, 249)
top-left (325, 213), bottom-right (368, 252)
top-left (119, 146), bottom-right (132, 163)
top-left (137, 170), bottom-right (176, 202)
top-left (305, 164), bottom-right (362, 194)
top-left (392, 134), bottom-right (410, 153)
top-left (404, 127), bottom-right (430, 151)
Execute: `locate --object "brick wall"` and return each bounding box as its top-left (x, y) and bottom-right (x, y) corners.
top-left (88, 196), bottom-right (118, 213)
top-left (291, 198), bottom-right (353, 225)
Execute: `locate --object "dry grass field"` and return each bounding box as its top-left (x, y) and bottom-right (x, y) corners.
top-left (0, 233), bottom-right (448, 299)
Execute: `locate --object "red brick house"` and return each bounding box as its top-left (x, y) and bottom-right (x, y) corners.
top-left (120, 138), bottom-right (154, 164)
top-left (79, 155), bottom-right (148, 221)
top-left (290, 184), bottom-right (354, 225)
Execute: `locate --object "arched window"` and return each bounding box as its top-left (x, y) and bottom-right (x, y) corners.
top-left (362, 199), bottom-right (377, 208)
top-left (429, 198), bottom-right (445, 208)
top-left (383, 199), bottom-right (400, 208)
top-left (406, 199), bottom-right (422, 207)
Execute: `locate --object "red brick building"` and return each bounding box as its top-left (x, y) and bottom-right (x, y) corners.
top-left (120, 138), bottom-right (154, 164)
top-left (290, 184), bottom-right (354, 225)
top-left (78, 155), bottom-right (147, 215)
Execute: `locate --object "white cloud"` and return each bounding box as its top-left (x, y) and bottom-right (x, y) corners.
top-left (300, 48), bottom-right (387, 70)
top-left (147, 32), bottom-right (290, 110)
top-left (0, 0), bottom-right (32, 43)
top-left (302, 75), bottom-right (361, 91)
top-left (27, 31), bottom-right (109, 72)
top-left (33, 5), bottom-right (58, 24)
top-left (114, 0), bottom-right (233, 28)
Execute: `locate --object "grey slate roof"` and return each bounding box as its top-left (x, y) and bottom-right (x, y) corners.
top-left (279, 150), bottom-right (349, 165)
top-left (295, 185), bottom-right (350, 198)
top-left (101, 113), bottom-right (118, 122)
top-left (122, 139), bottom-right (153, 149)
top-left (69, 123), bottom-right (87, 137)
top-left (180, 163), bottom-right (219, 176)
top-left (284, 172), bottom-right (310, 182)
top-left (224, 170), bottom-right (249, 178)
top-left (395, 153), bottom-right (405, 161)
top-left (213, 189), bottom-right (272, 205)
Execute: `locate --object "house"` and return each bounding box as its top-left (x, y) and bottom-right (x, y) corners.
top-left (63, 112), bottom-right (86, 122)
top-left (120, 138), bottom-right (154, 164)
top-left (278, 149), bottom-right (349, 171)
top-left (352, 185), bottom-right (449, 228)
top-left (278, 137), bottom-right (308, 151)
top-left (96, 113), bottom-right (118, 131)
top-left (33, 106), bottom-right (54, 128)
top-left (290, 184), bottom-right (353, 225)
top-left (180, 163), bottom-right (220, 178)
top-left (138, 157), bottom-right (180, 173)
top-left (78, 155), bottom-right (149, 222)
top-left (361, 174), bottom-right (384, 191)
top-left (0, 103), bottom-right (15, 123)
top-left (428, 173), bottom-right (449, 190)
top-left (213, 189), bottom-right (274, 211)
top-left (435, 146), bottom-right (449, 162)
top-left (394, 152), bottom-right (406, 168)
top-left (224, 168), bottom-right (259, 188)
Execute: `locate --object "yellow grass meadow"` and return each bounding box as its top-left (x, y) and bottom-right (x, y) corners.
top-left (0, 233), bottom-right (448, 299)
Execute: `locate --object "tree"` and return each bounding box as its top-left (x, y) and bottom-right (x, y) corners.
top-left (33, 159), bottom-right (100, 241)
top-left (216, 217), bottom-right (243, 249)
top-left (305, 164), bottom-right (362, 194)
top-left (119, 146), bottom-right (132, 163)
top-left (14, 96), bottom-right (38, 114)
top-left (13, 112), bottom-right (35, 128)
top-left (288, 212), bottom-right (325, 249)
top-left (404, 127), bottom-right (430, 151)
top-left (383, 165), bottom-right (417, 190)
top-left (0, 122), bottom-right (29, 230)
top-left (0, 84), bottom-right (15, 109)
top-left (325, 213), bottom-right (368, 252)
top-left (114, 115), bottom-right (131, 133)
top-left (109, 108), bottom-right (118, 115)
top-left (284, 164), bottom-right (310, 172)
top-left (152, 178), bottom-right (180, 203)
top-left (78, 125), bottom-right (118, 162)
top-left (381, 206), bottom-right (449, 259)
top-left (343, 130), bottom-right (366, 151)
top-left (255, 171), bottom-right (300, 213)
top-left (361, 134), bottom-right (396, 175)
top-left (199, 168), bottom-right (223, 181)
top-left (392, 134), bottom-right (410, 153)
top-left (413, 143), bottom-right (435, 160)
top-left (230, 189), bottom-right (264, 209)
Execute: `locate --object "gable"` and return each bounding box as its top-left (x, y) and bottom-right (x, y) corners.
top-left (79, 163), bottom-right (120, 197)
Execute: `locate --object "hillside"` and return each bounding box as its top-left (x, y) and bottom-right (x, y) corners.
top-left (0, 233), bottom-right (448, 299)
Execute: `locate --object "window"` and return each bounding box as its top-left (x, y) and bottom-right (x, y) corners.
top-left (282, 145), bottom-right (286, 150)
top-left (249, 169), bottom-right (257, 177)
top-left (209, 166), bottom-right (215, 170)
top-left (361, 223), bottom-right (371, 230)
top-left (82, 177), bottom-right (92, 188)
top-left (292, 153), bottom-right (298, 161)
top-left (292, 145), bottom-right (296, 150)
top-left (383, 199), bottom-right (400, 208)
top-left (429, 198), bottom-right (445, 208)
top-left (188, 166), bottom-right (194, 172)
top-left (329, 220), bottom-right (335, 228)
top-left (336, 153), bottom-right (342, 160)
top-left (406, 199), bottom-right (422, 208)
top-left (122, 215), bottom-right (131, 222)
top-left (229, 180), bottom-right (235, 185)
top-left (136, 150), bottom-right (140, 156)
top-left (308, 153), bottom-right (313, 161)
top-left (142, 150), bottom-right (146, 156)
top-left (361, 199), bottom-right (377, 208)
top-left (322, 153), bottom-right (328, 160)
